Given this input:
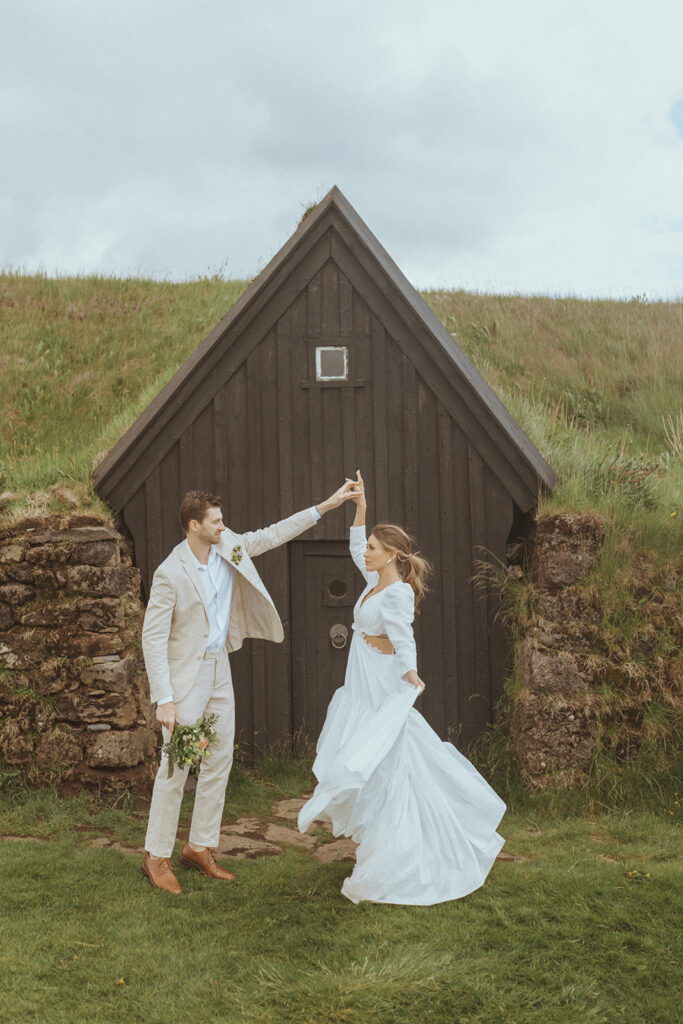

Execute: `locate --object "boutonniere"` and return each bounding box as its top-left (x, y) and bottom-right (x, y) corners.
top-left (230, 544), bottom-right (243, 566)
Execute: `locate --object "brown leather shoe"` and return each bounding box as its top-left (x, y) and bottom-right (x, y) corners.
top-left (179, 842), bottom-right (235, 881)
top-left (142, 853), bottom-right (182, 894)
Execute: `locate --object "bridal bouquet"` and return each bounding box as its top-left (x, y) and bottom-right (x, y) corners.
top-left (163, 714), bottom-right (219, 778)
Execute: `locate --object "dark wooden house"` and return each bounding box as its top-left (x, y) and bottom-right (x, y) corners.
top-left (93, 187), bottom-right (555, 750)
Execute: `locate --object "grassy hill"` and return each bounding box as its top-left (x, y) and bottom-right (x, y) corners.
top-left (1, 272), bottom-right (680, 553)
top-left (1, 272), bottom-right (681, 797)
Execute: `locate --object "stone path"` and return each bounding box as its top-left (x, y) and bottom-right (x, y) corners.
top-left (0, 796), bottom-right (528, 865)
top-left (214, 797), bottom-right (358, 863)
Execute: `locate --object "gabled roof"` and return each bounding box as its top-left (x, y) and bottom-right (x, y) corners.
top-left (93, 186), bottom-right (555, 511)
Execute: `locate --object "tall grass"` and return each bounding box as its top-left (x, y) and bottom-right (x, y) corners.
top-left (428, 290), bottom-right (682, 564)
top-left (0, 272), bottom-right (248, 498)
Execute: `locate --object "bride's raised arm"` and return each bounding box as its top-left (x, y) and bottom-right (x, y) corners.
top-left (348, 470), bottom-right (370, 580)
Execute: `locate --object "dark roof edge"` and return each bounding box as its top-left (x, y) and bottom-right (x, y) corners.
top-left (327, 188), bottom-right (556, 494)
top-left (93, 197), bottom-right (337, 493)
top-left (94, 185), bottom-right (555, 501)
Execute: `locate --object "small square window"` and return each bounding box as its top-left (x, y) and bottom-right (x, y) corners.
top-left (316, 346), bottom-right (348, 381)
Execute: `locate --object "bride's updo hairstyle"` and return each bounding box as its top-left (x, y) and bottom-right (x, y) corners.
top-left (371, 523), bottom-right (431, 610)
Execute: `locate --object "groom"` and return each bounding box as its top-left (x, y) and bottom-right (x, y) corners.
top-left (141, 482), bottom-right (356, 893)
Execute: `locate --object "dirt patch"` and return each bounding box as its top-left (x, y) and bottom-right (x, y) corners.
top-left (0, 835), bottom-right (49, 844)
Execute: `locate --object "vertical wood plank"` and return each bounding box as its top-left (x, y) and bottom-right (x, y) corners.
top-left (192, 402), bottom-right (214, 491)
top-left (307, 271), bottom-right (322, 337)
top-left (321, 260), bottom-right (340, 337)
top-left (341, 387), bottom-right (357, 526)
top-left (144, 466), bottom-right (163, 578)
top-left (179, 428), bottom-right (194, 496)
top-left (289, 541), bottom-right (306, 734)
top-left (385, 334), bottom-right (405, 524)
top-left (308, 384), bottom-right (325, 530)
top-left (260, 323), bottom-right (293, 745)
top-left (230, 645), bottom-right (253, 753)
top-left (321, 385), bottom-right (343, 530)
top-left (371, 316), bottom-right (389, 523)
top-left (250, 638), bottom-right (267, 754)
top-left (437, 404), bottom-right (459, 740)
top-left (352, 287), bottom-right (374, 521)
top-left (340, 267), bottom-right (356, 533)
top-left (276, 311), bottom-right (294, 518)
top-left (259, 329), bottom-right (280, 525)
top-left (213, 389), bottom-right (229, 497)
top-left (246, 347), bottom-right (266, 742)
top-left (468, 441), bottom-right (490, 743)
top-left (158, 442), bottom-right (181, 558)
top-left (226, 363), bottom-right (249, 529)
top-left (483, 468), bottom-right (514, 715)
top-left (338, 268), bottom-right (353, 336)
top-left (289, 289), bottom-right (311, 516)
top-left (402, 354), bottom-right (418, 536)
top-left (223, 361), bottom-right (252, 746)
top-left (307, 270), bottom-right (325, 528)
top-left (414, 378), bottom-right (443, 733)
top-left (263, 546), bottom-right (292, 744)
top-left (452, 424), bottom-right (476, 744)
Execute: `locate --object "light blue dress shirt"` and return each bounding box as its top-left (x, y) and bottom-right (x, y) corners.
top-left (186, 540), bottom-right (235, 651)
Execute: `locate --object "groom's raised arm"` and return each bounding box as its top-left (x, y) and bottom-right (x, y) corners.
top-left (240, 481), bottom-right (357, 559)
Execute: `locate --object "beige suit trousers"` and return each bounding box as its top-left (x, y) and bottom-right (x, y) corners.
top-left (145, 648), bottom-right (235, 858)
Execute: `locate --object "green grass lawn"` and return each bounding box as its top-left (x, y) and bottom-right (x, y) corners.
top-left (1, 761), bottom-right (680, 1024)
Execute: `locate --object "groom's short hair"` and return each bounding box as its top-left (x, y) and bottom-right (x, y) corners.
top-left (178, 490), bottom-right (223, 533)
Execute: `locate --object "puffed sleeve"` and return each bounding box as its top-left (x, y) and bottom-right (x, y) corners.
top-left (382, 583), bottom-right (418, 679)
top-left (350, 525), bottom-right (375, 583)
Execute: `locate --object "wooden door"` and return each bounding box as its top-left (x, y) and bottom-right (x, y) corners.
top-left (290, 540), bottom-right (365, 743)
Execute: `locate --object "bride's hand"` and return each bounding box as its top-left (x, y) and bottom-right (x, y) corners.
top-left (405, 671), bottom-right (426, 693)
top-left (346, 469), bottom-right (366, 508)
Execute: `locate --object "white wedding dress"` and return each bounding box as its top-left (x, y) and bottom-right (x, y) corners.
top-left (298, 526), bottom-right (506, 905)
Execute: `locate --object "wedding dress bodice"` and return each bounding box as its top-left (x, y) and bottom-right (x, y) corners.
top-left (350, 526), bottom-right (417, 678)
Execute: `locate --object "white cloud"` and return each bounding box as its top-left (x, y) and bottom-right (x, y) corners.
top-left (0, 0), bottom-right (681, 296)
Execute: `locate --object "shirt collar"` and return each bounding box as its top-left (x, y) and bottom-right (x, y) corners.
top-left (185, 539), bottom-right (219, 571)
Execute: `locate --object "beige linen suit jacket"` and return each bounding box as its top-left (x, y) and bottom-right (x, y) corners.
top-left (141, 507), bottom-right (317, 705)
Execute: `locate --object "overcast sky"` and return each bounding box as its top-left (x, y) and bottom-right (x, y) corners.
top-left (1, 1), bottom-right (682, 298)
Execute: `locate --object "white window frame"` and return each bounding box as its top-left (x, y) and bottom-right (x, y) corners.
top-left (315, 346), bottom-right (348, 382)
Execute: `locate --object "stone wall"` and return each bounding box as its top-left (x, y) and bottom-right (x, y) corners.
top-left (510, 511), bottom-right (606, 789)
top-left (0, 516), bottom-right (158, 794)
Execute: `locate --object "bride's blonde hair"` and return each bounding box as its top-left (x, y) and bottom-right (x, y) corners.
top-left (371, 523), bottom-right (431, 609)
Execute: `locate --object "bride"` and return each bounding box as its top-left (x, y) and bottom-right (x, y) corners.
top-left (298, 471), bottom-right (506, 905)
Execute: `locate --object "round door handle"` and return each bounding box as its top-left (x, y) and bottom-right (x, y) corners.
top-left (329, 624), bottom-right (349, 649)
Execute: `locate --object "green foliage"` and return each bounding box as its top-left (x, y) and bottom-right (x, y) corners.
top-left (430, 289), bottom-right (682, 564)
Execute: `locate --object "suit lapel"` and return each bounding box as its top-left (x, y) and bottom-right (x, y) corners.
top-left (177, 542), bottom-right (210, 621)
top-left (217, 531), bottom-right (248, 579)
